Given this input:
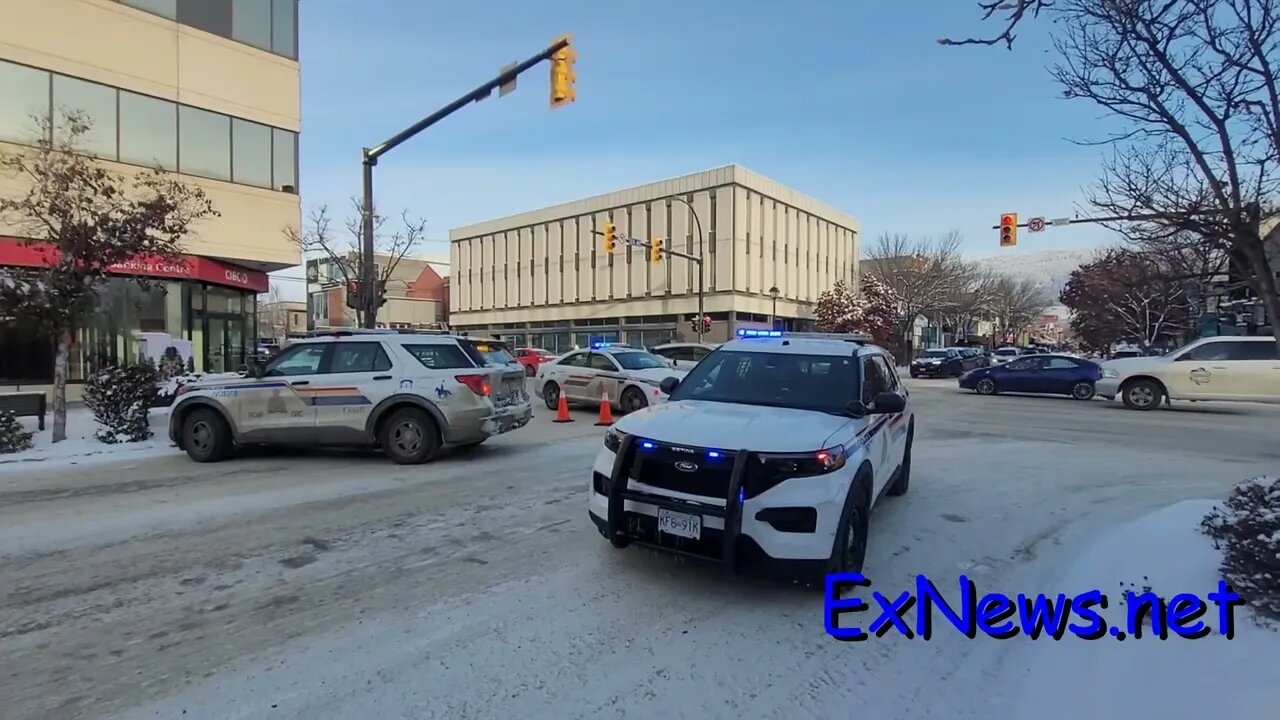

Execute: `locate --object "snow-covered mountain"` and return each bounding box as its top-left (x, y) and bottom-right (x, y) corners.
top-left (970, 248), bottom-right (1096, 299)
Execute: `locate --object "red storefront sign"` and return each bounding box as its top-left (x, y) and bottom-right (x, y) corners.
top-left (0, 237), bottom-right (269, 293)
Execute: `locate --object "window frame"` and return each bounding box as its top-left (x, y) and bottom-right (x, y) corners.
top-left (326, 342), bottom-right (393, 374)
top-left (588, 352), bottom-right (620, 372)
top-left (402, 343), bottom-right (474, 370)
top-left (263, 343), bottom-right (328, 377)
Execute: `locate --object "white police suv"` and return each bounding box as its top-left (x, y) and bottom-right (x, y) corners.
top-left (588, 329), bottom-right (914, 581)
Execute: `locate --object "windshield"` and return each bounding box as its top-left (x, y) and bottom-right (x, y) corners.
top-left (612, 351), bottom-right (669, 370)
top-left (918, 350), bottom-right (948, 359)
top-left (667, 350), bottom-right (859, 414)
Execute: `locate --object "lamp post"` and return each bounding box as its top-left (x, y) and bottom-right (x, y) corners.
top-left (768, 285), bottom-right (779, 328)
top-left (668, 196), bottom-right (706, 342)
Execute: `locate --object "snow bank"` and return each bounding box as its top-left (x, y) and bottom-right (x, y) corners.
top-left (0, 406), bottom-right (177, 474)
top-left (1006, 500), bottom-right (1279, 718)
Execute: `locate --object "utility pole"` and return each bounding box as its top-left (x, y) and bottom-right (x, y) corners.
top-left (357, 34), bottom-right (575, 328)
top-left (667, 196), bottom-right (706, 342)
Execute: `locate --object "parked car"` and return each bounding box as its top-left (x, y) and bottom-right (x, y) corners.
top-left (1096, 336), bottom-right (1280, 409)
top-left (990, 347), bottom-right (1023, 365)
top-left (513, 347), bottom-right (556, 377)
top-left (959, 354), bottom-right (1103, 400)
top-left (948, 347), bottom-right (986, 372)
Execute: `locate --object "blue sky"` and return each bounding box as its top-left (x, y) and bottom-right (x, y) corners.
top-left (287, 0), bottom-right (1122, 291)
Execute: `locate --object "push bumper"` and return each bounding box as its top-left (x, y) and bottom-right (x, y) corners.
top-left (589, 435), bottom-right (831, 582)
top-left (1095, 377), bottom-right (1121, 400)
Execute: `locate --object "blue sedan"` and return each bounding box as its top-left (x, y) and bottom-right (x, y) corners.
top-left (958, 354), bottom-right (1102, 400)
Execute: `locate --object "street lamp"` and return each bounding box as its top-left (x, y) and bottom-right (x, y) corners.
top-left (668, 196), bottom-right (706, 342)
top-left (768, 285), bottom-right (779, 328)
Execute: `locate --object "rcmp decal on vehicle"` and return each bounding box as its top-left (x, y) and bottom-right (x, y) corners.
top-left (562, 374), bottom-right (594, 388)
top-left (854, 413), bottom-right (906, 448)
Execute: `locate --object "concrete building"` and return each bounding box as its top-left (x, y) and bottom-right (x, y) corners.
top-left (448, 165), bottom-right (859, 351)
top-left (0, 0), bottom-right (301, 391)
top-left (257, 300), bottom-right (307, 343)
top-left (305, 253), bottom-right (450, 331)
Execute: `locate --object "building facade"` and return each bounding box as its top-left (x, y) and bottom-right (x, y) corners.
top-left (257, 299), bottom-right (307, 344)
top-left (305, 253), bottom-right (450, 331)
top-left (0, 0), bottom-right (301, 391)
top-left (448, 165), bottom-right (859, 351)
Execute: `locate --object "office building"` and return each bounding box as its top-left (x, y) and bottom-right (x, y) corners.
top-left (0, 0), bottom-right (301, 389)
top-left (448, 165), bottom-right (859, 350)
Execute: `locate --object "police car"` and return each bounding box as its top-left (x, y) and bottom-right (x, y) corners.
top-left (537, 343), bottom-right (689, 414)
top-left (588, 329), bottom-right (913, 581)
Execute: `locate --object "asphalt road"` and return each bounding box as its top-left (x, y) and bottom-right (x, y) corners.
top-left (1, 380), bottom-right (1277, 719)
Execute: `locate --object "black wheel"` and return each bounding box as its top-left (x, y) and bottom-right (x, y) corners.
top-left (620, 386), bottom-right (648, 414)
top-left (975, 377), bottom-right (998, 395)
top-left (1071, 381), bottom-right (1096, 400)
top-left (1121, 378), bottom-right (1163, 411)
top-left (542, 381), bottom-right (562, 411)
top-left (182, 407), bottom-right (232, 463)
top-left (379, 407), bottom-right (440, 464)
top-left (887, 424), bottom-right (913, 497)
top-left (828, 471), bottom-right (872, 575)
top-left (524, 364), bottom-right (535, 377)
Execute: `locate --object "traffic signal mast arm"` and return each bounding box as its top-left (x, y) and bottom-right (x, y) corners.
top-left (990, 207), bottom-right (1258, 230)
top-left (589, 232), bottom-right (698, 262)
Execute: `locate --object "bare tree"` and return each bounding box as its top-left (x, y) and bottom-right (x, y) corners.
top-left (934, 264), bottom-right (1003, 343)
top-left (939, 0), bottom-right (1054, 48)
top-left (0, 112), bottom-right (216, 442)
top-left (989, 276), bottom-right (1052, 342)
top-left (863, 231), bottom-right (973, 357)
top-left (287, 202), bottom-right (427, 327)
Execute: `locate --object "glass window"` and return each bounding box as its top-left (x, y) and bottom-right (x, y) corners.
top-left (589, 353), bottom-right (618, 371)
top-left (328, 342), bottom-right (392, 373)
top-left (404, 344), bottom-right (473, 370)
top-left (1004, 357), bottom-right (1041, 371)
top-left (459, 339), bottom-right (516, 366)
top-left (558, 352), bottom-right (589, 367)
top-left (1237, 342), bottom-right (1280, 361)
top-left (873, 356), bottom-right (899, 391)
top-left (271, 0), bottom-right (297, 58)
top-left (0, 61), bottom-right (50, 144)
top-left (231, 0), bottom-right (272, 50)
top-left (52, 75), bottom-right (117, 159)
top-left (231, 118), bottom-right (272, 187)
top-left (612, 351), bottom-right (668, 370)
top-left (178, 106), bottom-right (230, 180)
top-left (1045, 357), bottom-right (1079, 369)
top-left (178, 0), bottom-right (232, 37)
top-left (862, 357), bottom-right (887, 404)
top-left (122, 0), bottom-right (177, 18)
top-left (264, 344), bottom-right (325, 376)
top-left (118, 91), bottom-right (177, 170)
top-left (272, 128), bottom-right (296, 191)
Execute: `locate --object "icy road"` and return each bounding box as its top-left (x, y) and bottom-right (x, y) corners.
top-left (1, 381), bottom-right (1277, 719)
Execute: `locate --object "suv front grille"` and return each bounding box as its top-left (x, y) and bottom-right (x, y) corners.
top-left (630, 442), bottom-right (737, 499)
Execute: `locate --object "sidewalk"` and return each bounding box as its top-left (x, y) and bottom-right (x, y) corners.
top-left (1, 406), bottom-right (177, 474)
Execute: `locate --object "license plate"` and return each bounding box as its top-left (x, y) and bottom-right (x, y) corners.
top-left (657, 508), bottom-right (702, 540)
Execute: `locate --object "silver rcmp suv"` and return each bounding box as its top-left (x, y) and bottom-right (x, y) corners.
top-left (168, 330), bottom-right (532, 464)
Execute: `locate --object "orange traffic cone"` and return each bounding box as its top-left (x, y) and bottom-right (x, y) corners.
top-left (553, 392), bottom-right (573, 423)
top-left (595, 388), bottom-right (615, 426)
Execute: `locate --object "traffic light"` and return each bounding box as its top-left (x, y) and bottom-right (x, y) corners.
top-left (549, 35), bottom-right (577, 109)
top-left (602, 219), bottom-right (617, 254)
top-left (999, 213), bottom-right (1018, 247)
top-left (650, 237), bottom-right (664, 262)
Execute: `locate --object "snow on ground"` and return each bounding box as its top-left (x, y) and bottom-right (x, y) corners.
top-left (1001, 500), bottom-right (1279, 718)
top-left (0, 405), bottom-right (178, 475)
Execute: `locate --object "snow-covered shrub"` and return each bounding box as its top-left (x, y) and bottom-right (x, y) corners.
top-left (1201, 476), bottom-right (1280, 617)
top-left (0, 409), bottom-right (34, 453)
top-left (83, 361), bottom-right (160, 443)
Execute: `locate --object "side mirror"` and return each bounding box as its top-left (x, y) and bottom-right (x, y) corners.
top-left (872, 392), bottom-right (906, 414)
top-left (659, 376), bottom-right (681, 395)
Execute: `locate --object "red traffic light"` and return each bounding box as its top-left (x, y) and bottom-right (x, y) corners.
top-left (1000, 214), bottom-right (1017, 227)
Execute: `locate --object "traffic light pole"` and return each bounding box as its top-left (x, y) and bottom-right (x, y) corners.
top-left (357, 36), bottom-right (573, 328)
top-left (667, 196), bottom-right (707, 343)
top-left (594, 231), bottom-right (707, 342)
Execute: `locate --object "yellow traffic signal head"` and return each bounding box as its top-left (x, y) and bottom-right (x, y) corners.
top-left (549, 38), bottom-right (577, 109)
top-left (602, 219), bottom-right (616, 254)
top-left (999, 213), bottom-right (1018, 247)
top-left (650, 237), bottom-right (664, 262)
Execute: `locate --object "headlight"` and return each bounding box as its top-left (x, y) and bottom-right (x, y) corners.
top-left (755, 444), bottom-right (847, 479)
top-left (1102, 369), bottom-right (1118, 379)
top-left (604, 427), bottom-right (627, 452)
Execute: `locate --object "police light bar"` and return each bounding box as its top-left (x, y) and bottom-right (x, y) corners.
top-left (736, 328), bottom-right (783, 338)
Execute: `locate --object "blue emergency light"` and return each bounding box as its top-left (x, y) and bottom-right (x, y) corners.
top-left (736, 328), bottom-right (783, 338)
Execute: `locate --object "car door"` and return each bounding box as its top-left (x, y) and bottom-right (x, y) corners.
top-left (998, 356), bottom-right (1044, 392)
top-left (1237, 341), bottom-right (1280, 399)
top-left (859, 356), bottom-right (895, 495)
top-left (553, 351), bottom-right (594, 402)
top-left (309, 341), bottom-right (397, 438)
top-left (1169, 340), bottom-right (1243, 399)
top-left (245, 343), bottom-right (326, 438)
top-left (872, 355), bottom-right (910, 470)
top-left (587, 352), bottom-right (623, 403)
top-left (1037, 356), bottom-right (1083, 393)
